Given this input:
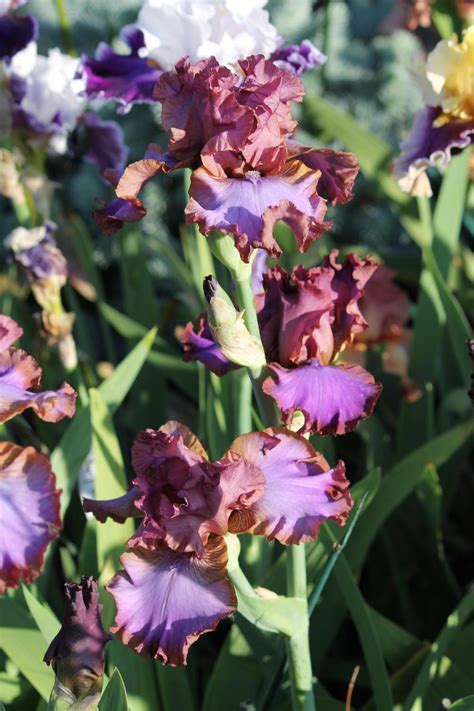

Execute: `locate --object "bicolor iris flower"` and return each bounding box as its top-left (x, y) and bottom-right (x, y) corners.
top-left (0, 315), bottom-right (76, 592)
top-left (182, 251), bottom-right (383, 435)
top-left (394, 26), bottom-right (474, 196)
top-left (96, 54), bottom-right (359, 263)
top-left (83, 420), bottom-right (352, 665)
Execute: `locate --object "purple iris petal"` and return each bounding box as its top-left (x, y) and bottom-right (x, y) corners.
top-left (83, 486), bottom-right (142, 523)
top-left (81, 113), bottom-right (128, 174)
top-left (0, 341), bottom-right (77, 424)
top-left (0, 15), bottom-right (37, 61)
top-left (0, 442), bottom-right (62, 592)
top-left (107, 537), bottom-right (236, 666)
top-left (263, 359), bottom-right (382, 435)
top-left (185, 163), bottom-right (330, 263)
top-left (288, 142), bottom-right (360, 206)
top-left (394, 107), bottom-right (474, 194)
top-left (94, 196), bottom-right (146, 235)
top-left (230, 429), bottom-right (352, 544)
top-left (180, 315), bottom-right (238, 377)
top-left (80, 36), bottom-right (161, 113)
top-left (271, 39), bottom-right (327, 76)
top-left (0, 315), bottom-right (23, 351)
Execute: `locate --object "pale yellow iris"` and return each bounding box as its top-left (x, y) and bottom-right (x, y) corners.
top-left (425, 25), bottom-right (474, 120)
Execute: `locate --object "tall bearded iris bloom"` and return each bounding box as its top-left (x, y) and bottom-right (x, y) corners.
top-left (83, 420), bottom-right (352, 665)
top-left (394, 26), bottom-right (474, 196)
top-left (96, 54), bottom-right (359, 262)
top-left (182, 251), bottom-right (382, 435)
top-left (0, 315), bottom-right (76, 592)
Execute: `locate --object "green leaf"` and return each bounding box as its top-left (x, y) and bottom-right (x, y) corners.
top-left (155, 667), bottom-right (195, 711)
top-left (409, 269), bottom-right (445, 384)
top-left (50, 327), bottom-right (156, 514)
top-left (319, 528), bottom-right (394, 711)
top-left (450, 696), bottom-right (474, 710)
top-left (432, 150), bottom-right (471, 280)
top-left (0, 596), bottom-right (55, 701)
top-left (108, 642), bottom-right (161, 711)
top-left (236, 591), bottom-right (307, 637)
top-left (89, 388), bottom-right (135, 577)
top-left (349, 419), bottom-right (473, 574)
top-left (22, 587), bottom-right (60, 643)
top-left (404, 591), bottom-right (474, 710)
top-left (99, 668), bottom-right (128, 711)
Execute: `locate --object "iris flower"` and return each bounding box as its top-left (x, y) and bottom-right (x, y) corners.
top-left (183, 251), bottom-right (382, 435)
top-left (95, 54), bottom-right (358, 262)
top-left (0, 315), bottom-right (76, 592)
top-left (83, 420), bottom-right (352, 665)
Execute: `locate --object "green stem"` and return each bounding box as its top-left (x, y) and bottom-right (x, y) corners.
top-left (233, 273), bottom-right (278, 426)
top-left (233, 269), bottom-right (315, 711)
top-left (53, 0), bottom-right (77, 56)
top-left (234, 369), bottom-right (252, 436)
top-left (286, 546), bottom-right (315, 711)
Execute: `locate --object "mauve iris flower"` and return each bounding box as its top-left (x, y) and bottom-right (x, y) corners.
top-left (98, 54), bottom-right (359, 262)
top-left (0, 314), bottom-right (76, 423)
top-left (44, 577), bottom-right (110, 706)
top-left (79, 27), bottom-right (162, 114)
top-left (83, 420), bottom-right (352, 664)
top-left (182, 251), bottom-right (382, 435)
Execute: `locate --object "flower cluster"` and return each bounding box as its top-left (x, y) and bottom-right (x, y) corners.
top-left (0, 2), bottom-right (127, 174)
top-left (395, 26), bottom-right (474, 196)
top-left (83, 420), bottom-right (352, 664)
top-left (183, 251), bottom-right (383, 435)
top-left (0, 315), bottom-right (76, 593)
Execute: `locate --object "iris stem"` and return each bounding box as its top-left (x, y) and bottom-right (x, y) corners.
top-left (232, 268), bottom-right (315, 711)
top-left (54, 0), bottom-right (77, 57)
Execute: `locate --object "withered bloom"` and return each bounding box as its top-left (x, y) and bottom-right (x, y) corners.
top-left (44, 577), bottom-right (110, 708)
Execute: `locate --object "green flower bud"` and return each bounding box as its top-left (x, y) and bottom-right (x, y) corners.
top-left (204, 276), bottom-right (266, 370)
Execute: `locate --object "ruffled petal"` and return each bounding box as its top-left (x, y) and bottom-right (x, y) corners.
top-left (107, 536), bottom-right (236, 666)
top-left (0, 315), bottom-right (22, 351)
top-left (131, 424), bottom-right (264, 553)
top-left (271, 40), bottom-right (327, 76)
top-left (0, 442), bottom-right (62, 592)
top-left (0, 15), bottom-right (37, 61)
top-left (263, 359), bottom-right (382, 435)
top-left (186, 162), bottom-right (330, 262)
top-left (394, 107), bottom-right (474, 196)
top-left (80, 113), bottom-right (128, 174)
top-left (288, 143), bottom-right (360, 205)
top-left (0, 347), bottom-right (76, 424)
top-left (180, 314), bottom-right (238, 377)
top-left (323, 251), bottom-right (378, 355)
top-left (114, 144), bottom-right (183, 200)
top-left (82, 486), bottom-right (142, 523)
top-left (94, 196), bottom-right (146, 235)
top-left (259, 264), bottom-right (336, 366)
top-left (229, 429), bottom-right (352, 543)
